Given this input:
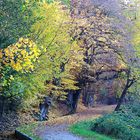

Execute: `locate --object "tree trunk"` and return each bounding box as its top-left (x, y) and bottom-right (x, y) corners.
top-left (72, 90), bottom-right (80, 113)
top-left (115, 70), bottom-right (135, 111)
top-left (115, 86), bottom-right (128, 111)
top-left (68, 90), bottom-right (80, 114)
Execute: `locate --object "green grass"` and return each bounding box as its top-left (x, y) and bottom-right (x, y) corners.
top-left (17, 122), bottom-right (42, 140)
top-left (69, 120), bottom-right (115, 140)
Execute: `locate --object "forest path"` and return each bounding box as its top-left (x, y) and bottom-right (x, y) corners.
top-left (36, 105), bottom-right (115, 140)
top-left (35, 0), bottom-right (121, 139)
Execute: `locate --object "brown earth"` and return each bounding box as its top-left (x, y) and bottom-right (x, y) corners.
top-left (44, 105), bottom-right (115, 126)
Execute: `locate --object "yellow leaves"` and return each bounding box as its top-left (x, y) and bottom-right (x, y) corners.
top-left (23, 38), bottom-right (29, 44)
top-left (0, 51), bottom-right (2, 59)
top-left (19, 37), bottom-right (24, 42)
top-left (12, 62), bottom-right (23, 71)
top-left (16, 42), bottom-right (22, 48)
top-left (9, 75), bottom-right (14, 80)
top-left (10, 60), bottom-right (15, 65)
top-left (3, 48), bottom-right (14, 59)
top-left (117, 62), bottom-right (127, 70)
top-left (4, 48), bottom-right (10, 56)
top-left (20, 50), bottom-right (26, 56)
top-left (97, 37), bottom-right (107, 42)
top-left (1, 38), bottom-right (41, 73)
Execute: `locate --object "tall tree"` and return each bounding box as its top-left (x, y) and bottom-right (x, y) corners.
top-left (70, 0), bottom-right (128, 107)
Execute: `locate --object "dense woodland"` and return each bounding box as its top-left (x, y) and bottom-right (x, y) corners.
top-left (0, 0), bottom-right (140, 140)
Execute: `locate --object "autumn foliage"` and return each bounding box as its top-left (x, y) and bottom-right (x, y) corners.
top-left (0, 38), bottom-right (41, 72)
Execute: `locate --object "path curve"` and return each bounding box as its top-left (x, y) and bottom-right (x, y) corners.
top-left (36, 105), bottom-right (115, 140)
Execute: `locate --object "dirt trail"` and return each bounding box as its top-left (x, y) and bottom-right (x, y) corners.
top-left (36, 105), bottom-right (115, 140)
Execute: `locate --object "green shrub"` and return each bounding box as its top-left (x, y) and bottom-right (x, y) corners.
top-left (131, 103), bottom-right (140, 117)
top-left (91, 112), bottom-right (140, 140)
top-left (121, 103), bottom-right (140, 117)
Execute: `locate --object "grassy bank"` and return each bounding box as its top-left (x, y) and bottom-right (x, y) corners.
top-left (69, 120), bottom-right (115, 140)
top-left (16, 122), bottom-right (42, 140)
